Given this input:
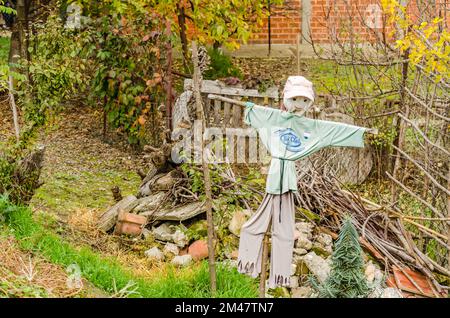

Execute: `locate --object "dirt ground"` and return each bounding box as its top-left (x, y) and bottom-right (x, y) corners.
top-left (0, 234), bottom-right (107, 297)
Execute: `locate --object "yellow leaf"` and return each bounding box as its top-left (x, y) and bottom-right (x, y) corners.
top-left (138, 116), bottom-right (146, 125)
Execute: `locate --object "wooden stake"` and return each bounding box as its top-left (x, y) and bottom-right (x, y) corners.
top-left (164, 19), bottom-right (174, 132)
top-left (8, 75), bottom-right (20, 142)
top-left (297, 33), bottom-right (301, 75)
top-left (191, 41), bottom-right (217, 296)
top-left (259, 220), bottom-right (272, 298)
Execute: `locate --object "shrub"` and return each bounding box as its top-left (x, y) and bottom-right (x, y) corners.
top-left (203, 47), bottom-right (242, 80)
top-left (311, 216), bottom-right (371, 298)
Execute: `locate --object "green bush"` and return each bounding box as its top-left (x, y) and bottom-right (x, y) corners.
top-left (203, 47), bottom-right (242, 80)
top-left (88, 8), bottom-right (168, 145)
top-left (0, 37), bottom-right (9, 65)
top-left (22, 15), bottom-right (89, 126)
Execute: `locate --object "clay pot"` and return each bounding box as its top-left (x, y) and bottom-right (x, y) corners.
top-left (115, 210), bottom-right (147, 236)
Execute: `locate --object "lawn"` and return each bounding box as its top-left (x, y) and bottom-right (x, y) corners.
top-left (0, 196), bottom-right (259, 298)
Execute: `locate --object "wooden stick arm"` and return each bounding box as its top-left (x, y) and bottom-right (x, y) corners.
top-left (208, 94), bottom-right (378, 135)
top-left (207, 94), bottom-right (248, 107)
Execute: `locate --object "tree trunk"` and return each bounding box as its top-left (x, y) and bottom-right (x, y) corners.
top-left (191, 41), bottom-right (217, 296)
top-left (391, 49), bottom-right (410, 203)
top-left (176, 3), bottom-right (189, 73)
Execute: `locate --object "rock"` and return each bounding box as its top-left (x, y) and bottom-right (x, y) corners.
top-left (152, 223), bottom-right (188, 247)
top-left (301, 252), bottom-right (331, 283)
top-left (295, 232), bottom-right (313, 250)
top-left (142, 201), bottom-right (206, 222)
top-left (311, 245), bottom-right (331, 258)
top-left (368, 285), bottom-right (384, 298)
top-left (142, 228), bottom-right (152, 240)
top-left (144, 247), bottom-right (164, 261)
top-left (188, 240), bottom-right (209, 261)
top-left (290, 276), bottom-right (299, 289)
top-left (241, 209), bottom-right (253, 217)
top-left (228, 210), bottom-right (249, 237)
top-left (365, 261), bottom-right (376, 283)
top-left (313, 232), bottom-right (333, 255)
top-left (172, 254), bottom-right (193, 267)
top-left (294, 259), bottom-right (310, 276)
top-left (172, 229), bottom-right (188, 247)
top-left (312, 232), bottom-right (333, 256)
top-left (152, 223), bottom-right (174, 242)
top-left (163, 243), bottom-right (179, 256)
top-left (295, 222), bottom-right (314, 239)
top-left (374, 268), bottom-right (384, 283)
top-left (381, 287), bottom-right (403, 298)
top-left (291, 286), bottom-right (312, 298)
top-left (97, 195), bottom-right (137, 232)
top-left (365, 261), bottom-right (384, 284)
top-left (316, 233), bottom-right (333, 248)
top-left (230, 250), bottom-right (239, 260)
top-left (293, 248), bottom-right (308, 256)
top-left (291, 263), bottom-right (297, 276)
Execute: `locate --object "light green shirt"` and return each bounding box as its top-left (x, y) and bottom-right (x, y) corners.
top-left (244, 103), bottom-right (367, 194)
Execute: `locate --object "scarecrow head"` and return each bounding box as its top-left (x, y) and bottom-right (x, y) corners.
top-left (282, 76), bottom-right (315, 116)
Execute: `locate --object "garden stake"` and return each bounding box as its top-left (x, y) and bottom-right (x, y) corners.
top-left (191, 41), bottom-right (217, 296)
top-left (259, 220), bottom-right (272, 298)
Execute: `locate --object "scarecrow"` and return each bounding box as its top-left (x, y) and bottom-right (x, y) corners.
top-left (236, 76), bottom-right (377, 288)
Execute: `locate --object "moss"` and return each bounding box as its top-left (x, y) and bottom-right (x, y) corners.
top-left (185, 219), bottom-right (208, 241)
top-left (30, 169), bottom-right (141, 215)
top-left (268, 286), bottom-right (290, 298)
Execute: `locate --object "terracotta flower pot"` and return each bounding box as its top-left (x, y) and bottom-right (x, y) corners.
top-left (115, 210), bottom-right (147, 236)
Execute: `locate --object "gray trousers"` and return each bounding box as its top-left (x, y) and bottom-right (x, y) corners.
top-left (237, 191), bottom-right (295, 288)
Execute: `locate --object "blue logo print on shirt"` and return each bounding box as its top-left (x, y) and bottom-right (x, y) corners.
top-left (277, 128), bottom-right (304, 152)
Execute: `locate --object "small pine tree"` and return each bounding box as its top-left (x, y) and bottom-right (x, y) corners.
top-left (312, 216), bottom-right (371, 298)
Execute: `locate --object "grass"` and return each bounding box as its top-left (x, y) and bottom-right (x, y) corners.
top-left (0, 196), bottom-right (258, 298)
top-left (31, 169), bottom-right (141, 216)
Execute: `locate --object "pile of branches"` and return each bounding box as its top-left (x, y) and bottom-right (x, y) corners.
top-left (295, 152), bottom-right (449, 296)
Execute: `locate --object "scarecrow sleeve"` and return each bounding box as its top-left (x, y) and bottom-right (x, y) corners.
top-left (318, 120), bottom-right (367, 148)
top-left (244, 102), bottom-right (284, 129)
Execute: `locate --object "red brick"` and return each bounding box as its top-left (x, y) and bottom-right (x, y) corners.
top-left (188, 240), bottom-right (209, 261)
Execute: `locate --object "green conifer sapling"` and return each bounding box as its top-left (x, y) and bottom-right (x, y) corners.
top-left (313, 216), bottom-right (371, 298)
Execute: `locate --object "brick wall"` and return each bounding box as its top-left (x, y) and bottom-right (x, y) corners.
top-left (250, 0), bottom-right (302, 44)
top-left (250, 0), bottom-right (301, 44)
top-left (248, 0), bottom-right (449, 45)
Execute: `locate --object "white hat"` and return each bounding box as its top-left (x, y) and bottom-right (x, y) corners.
top-left (283, 76), bottom-right (315, 103)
